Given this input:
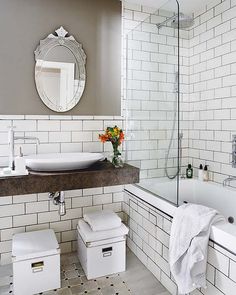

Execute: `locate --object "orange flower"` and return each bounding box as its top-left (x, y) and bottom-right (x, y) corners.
top-left (119, 131), bottom-right (124, 144)
top-left (99, 126), bottom-right (125, 146)
top-left (99, 134), bottom-right (109, 143)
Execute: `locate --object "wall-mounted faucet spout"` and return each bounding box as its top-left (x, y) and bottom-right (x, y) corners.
top-left (223, 176), bottom-right (236, 187)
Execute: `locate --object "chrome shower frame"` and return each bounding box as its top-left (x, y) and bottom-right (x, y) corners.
top-left (176, 1), bottom-right (180, 204)
top-left (162, 1), bottom-right (181, 205)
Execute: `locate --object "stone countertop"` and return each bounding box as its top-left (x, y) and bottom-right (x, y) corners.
top-left (0, 161), bottom-right (139, 197)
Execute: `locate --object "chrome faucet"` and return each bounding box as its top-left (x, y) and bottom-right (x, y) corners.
top-left (8, 126), bottom-right (40, 170)
top-left (49, 191), bottom-right (66, 216)
top-left (223, 176), bottom-right (236, 187)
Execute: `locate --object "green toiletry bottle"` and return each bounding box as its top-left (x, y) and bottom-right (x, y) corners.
top-left (186, 164), bottom-right (193, 179)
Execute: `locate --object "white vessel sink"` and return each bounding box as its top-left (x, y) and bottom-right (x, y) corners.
top-left (24, 153), bottom-right (104, 172)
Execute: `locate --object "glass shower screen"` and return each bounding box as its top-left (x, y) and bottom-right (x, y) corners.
top-left (124, 0), bottom-right (181, 205)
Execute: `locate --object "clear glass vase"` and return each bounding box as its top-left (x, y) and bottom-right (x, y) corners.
top-left (111, 145), bottom-right (124, 168)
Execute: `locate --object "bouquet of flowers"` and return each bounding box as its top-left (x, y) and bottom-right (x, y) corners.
top-left (99, 126), bottom-right (124, 168)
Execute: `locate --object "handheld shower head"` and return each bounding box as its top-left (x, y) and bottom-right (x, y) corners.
top-left (174, 71), bottom-right (179, 93)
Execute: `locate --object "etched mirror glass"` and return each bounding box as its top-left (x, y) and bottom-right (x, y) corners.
top-left (35, 27), bottom-right (86, 112)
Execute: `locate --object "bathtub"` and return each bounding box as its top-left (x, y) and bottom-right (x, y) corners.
top-left (125, 178), bottom-right (236, 255)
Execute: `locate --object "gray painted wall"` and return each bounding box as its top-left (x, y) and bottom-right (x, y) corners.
top-left (0, 0), bottom-right (121, 115)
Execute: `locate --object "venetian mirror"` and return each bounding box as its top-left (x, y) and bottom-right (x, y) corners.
top-left (34, 26), bottom-right (86, 112)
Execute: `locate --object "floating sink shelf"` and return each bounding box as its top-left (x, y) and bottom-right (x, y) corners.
top-left (0, 161), bottom-right (139, 197)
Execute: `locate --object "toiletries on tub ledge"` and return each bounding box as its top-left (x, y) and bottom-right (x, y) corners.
top-left (198, 164), bottom-right (203, 181)
top-left (203, 165), bottom-right (209, 181)
top-left (186, 164), bottom-right (193, 178)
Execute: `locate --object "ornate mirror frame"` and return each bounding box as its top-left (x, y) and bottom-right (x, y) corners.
top-left (34, 26), bottom-right (86, 112)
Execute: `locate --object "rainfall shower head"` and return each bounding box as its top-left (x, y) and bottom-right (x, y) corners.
top-left (171, 13), bottom-right (194, 29)
top-left (156, 13), bottom-right (194, 29)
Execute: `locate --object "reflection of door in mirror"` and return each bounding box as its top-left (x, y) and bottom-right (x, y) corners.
top-left (36, 60), bottom-right (75, 109)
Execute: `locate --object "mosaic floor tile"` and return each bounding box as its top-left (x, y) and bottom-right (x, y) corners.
top-left (0, 249), bottom-right (170, 295)
top-left (68, 277), bottom-right (83, 286)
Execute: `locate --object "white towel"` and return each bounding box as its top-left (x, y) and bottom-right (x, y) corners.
top-left (78, 219), bottom-right (128, 243)
top-left (83, 210), bottom-right (122, 231)
top-left (169, 203), bottom-right (224, 294)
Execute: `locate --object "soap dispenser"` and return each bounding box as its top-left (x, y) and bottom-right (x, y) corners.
top-left (203, 165), bottom-right (209, 181)
top-left (186, 164), bottom-right (193, 179)
top-left (15, 147), bottom-right (27, 174)
top-left (198, 164), bottom-right (203, 181)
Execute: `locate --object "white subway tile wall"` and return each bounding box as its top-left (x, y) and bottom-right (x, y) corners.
top-left (188, 0), bottom-right (236, 183)
top-left (124, 0), bottom-right (236, 184)
top-left (123, 191), bottom-right (236, 295)
top-left (0, 116), bottom-right (124, 166)
top-left (0, 115), bottom-right (125, 263)
top-left (0, 185), bottom-right (124, 264)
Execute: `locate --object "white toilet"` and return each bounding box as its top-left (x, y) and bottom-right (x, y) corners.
top-left (12, 229), bottom-right (60, 295)
top-left (77, 211), bottom-right (129, 280)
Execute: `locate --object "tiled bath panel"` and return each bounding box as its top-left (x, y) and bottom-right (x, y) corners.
top-left (123, 191), bottom-right (236, 295)
top-left (0, 250), bottom-right (170, 295)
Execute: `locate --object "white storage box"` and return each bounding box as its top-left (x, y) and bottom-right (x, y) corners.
top-left (12, 229), bottom-right (60, 295)
top-left (77, 219), bottom-right (129, 280)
